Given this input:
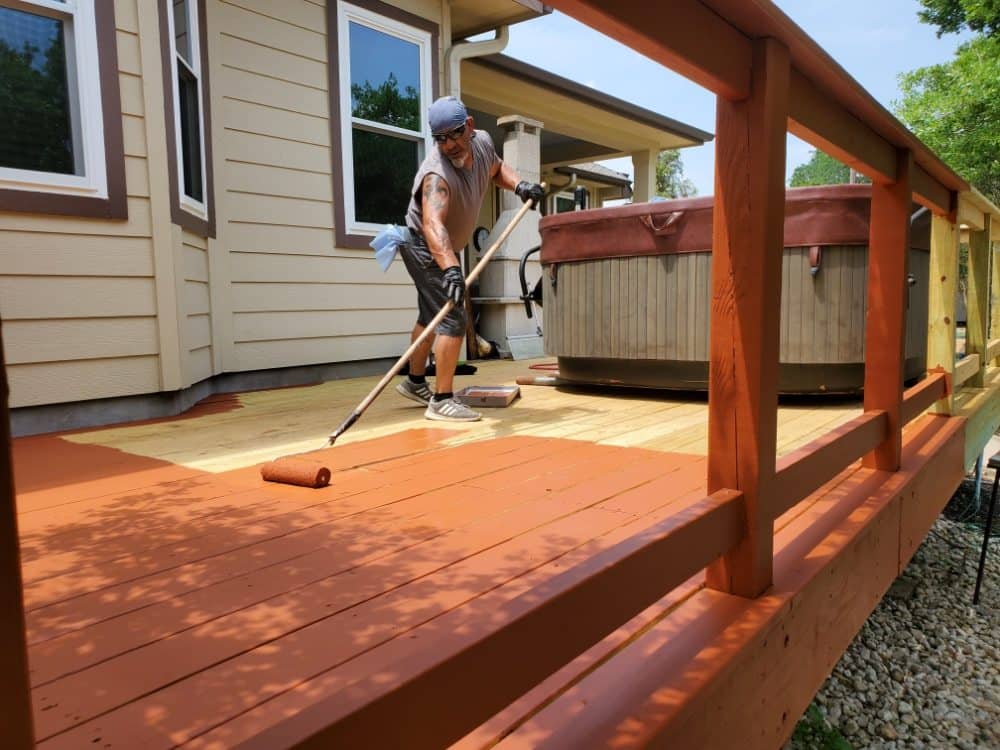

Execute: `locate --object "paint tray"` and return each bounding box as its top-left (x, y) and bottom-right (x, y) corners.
top-left (456, 385), bottom-right (520, 407)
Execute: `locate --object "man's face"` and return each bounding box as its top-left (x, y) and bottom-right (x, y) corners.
top-left (435, 116), bottom-right (474, 167)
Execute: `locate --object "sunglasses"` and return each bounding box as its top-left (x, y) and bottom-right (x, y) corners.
top-left (432, 123), bottom-right (466, 144)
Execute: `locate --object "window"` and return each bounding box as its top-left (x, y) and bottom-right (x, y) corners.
top-left (165, 0), bottom-right (207, 214)
top-left (0, 0), bottom-right (125, 216)
top-left (334, 1), bottom-right (433, 240)
top-left (554, 194), bottom-right (576, 214)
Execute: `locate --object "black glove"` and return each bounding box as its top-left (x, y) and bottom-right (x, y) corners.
top-left (515, 181), bottom-right (544, 209)
top-left (442, 265), bottom-right (466, 306)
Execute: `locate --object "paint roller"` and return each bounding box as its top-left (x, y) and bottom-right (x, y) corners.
top-left (260, 455), bottom-right (331, 488)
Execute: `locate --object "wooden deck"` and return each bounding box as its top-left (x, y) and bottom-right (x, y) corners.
top-left (13, 358), bottom-right (883, 748)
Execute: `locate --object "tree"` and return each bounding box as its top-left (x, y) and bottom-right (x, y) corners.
top-left (654, 149), bottom-right (696, 198)
top-left (894, 34), bottom-right (1000, 204)
top-left (916, 0), bottom-right (1000, 36)
top-left (0, 34), bottom-right (74, 174)
top-left (789, 149), bottom-right (870, 187)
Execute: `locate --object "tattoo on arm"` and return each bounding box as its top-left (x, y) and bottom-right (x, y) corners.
top-left (423, 174), bottom-right (449, 212)
top-left (421, 174), bottom-right (457, 267)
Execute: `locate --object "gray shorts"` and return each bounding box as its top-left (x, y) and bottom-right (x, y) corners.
top-left (399, 230), bottom-right (467, 337)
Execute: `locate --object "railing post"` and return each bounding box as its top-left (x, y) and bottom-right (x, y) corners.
top-left (967, 214), bottom-right (992, 386)
top-left (706, 37), bottom-right (789, 598)
top-left (0, 320), bottom-right (34, 748)
top-left (863, 150), bottom-right (911, 471)
top-left (991, 229), bottom-right (1000, 363)
top-left (927, 212), bottom-right (960, 413)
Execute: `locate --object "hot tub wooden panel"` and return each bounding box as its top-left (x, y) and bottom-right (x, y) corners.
top-left (540, 245), bottom-right (929, 394)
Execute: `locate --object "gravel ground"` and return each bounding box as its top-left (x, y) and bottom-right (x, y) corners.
top-left (787, 477), bottom-right (1000, 750)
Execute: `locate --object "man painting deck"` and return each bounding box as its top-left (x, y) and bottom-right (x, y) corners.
top-left (395, 95), bottom-right (543, 422)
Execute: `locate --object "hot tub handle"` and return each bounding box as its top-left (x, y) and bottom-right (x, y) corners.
top-left (519, 245), bottom-right (542, 318)
top-left (640, 210), bottom-right (684, 236)
top-left (809, 245), bottom-right (822, 277)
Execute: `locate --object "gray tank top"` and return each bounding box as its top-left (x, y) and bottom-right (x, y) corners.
top-left (405, 129), bottom-right (499, 252)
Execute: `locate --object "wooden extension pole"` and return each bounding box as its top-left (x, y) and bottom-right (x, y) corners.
top-left (0, 321), bottom-right (34, 748)
top-left (863, 149), bottom-right (911, 471)
top-left (706, 37), bottom-right (789, 598)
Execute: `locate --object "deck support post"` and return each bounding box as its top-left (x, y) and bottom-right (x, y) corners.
top-left (863, 150), bottom-right (911, 471)
top-left (967, 215), bottom-right (992, 386)
top-left (0, 319), bottom-right (34, 748)
top-left (706, 38), bottom-right (789, 598)
top-left (928, 212), bottom-right (961, 413)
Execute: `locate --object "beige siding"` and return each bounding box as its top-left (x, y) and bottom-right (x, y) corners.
top-left (217, 0), bottom-right (440, 371)
top-left (182, 231), bottom-right (214, 385)
top-left (0, 0), bottom-right (162, 408)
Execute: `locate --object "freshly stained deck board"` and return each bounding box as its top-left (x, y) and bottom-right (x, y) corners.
top-left (14, 358), bottom-right (932, 749)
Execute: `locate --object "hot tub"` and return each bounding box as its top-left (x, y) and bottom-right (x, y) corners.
top-left (538, 184), bottom-right (930, 394)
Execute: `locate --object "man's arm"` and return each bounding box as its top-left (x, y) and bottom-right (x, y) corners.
top-left (491, 158), bottom-right (544, 209)
top-left (421, 173), bottom-right (460, 270)
top-left (491, 158), bottom-right (521, 192)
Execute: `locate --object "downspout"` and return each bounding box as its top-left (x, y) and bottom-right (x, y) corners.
top-left (443, 19), bottom-right (510, 98)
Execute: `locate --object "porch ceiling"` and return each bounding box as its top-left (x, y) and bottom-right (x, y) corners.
top-left (450, 0), bottom-right (551, 39)
top-left (461, 54), bottom-right (712, 162)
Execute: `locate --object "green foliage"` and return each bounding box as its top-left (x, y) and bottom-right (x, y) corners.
top-left (895, 34), bottom-right (1000, 204)
top-left (655, 149), bottom-right (696, 198)
top-left (789, 150), bottom-right (870, 187)
top-left (917, 0), bottom-right (1000, 36)
top-left (351, 73), bottom-right (419, 131)
top-left (349, 72), bottom-right (421, 224)
top-left (791, 704), bottom-right (854, 750)
top-left (0, 33), bottom-right (74, 174)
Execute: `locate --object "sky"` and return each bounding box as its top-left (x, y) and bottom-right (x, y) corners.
top-left (500, 0), bottom-right (973, 196)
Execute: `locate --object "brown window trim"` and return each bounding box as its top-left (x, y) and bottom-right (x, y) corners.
top-left (158, 0), bottom-right (216, 238)
top-left (0, 0), bottom-right (127, 219)
top-left (328, 0), bottom-right (439, 250)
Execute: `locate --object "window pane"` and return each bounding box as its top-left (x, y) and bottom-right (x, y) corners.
top-left (349, 22), bottom-right (419, 131)
top-left (555, 196), bottom-right (575, 213)
top-left (177, 62), bottom-right (203, 202)
top-left (352, 129), bottom-right (417, 224)
top-left (0, 7), bottom-right (75, 175)
top-left (173, 0), bottom-right (193, 67)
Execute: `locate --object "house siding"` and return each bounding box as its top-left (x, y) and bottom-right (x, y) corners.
top-left (0, 0), bottom-right (450, 412)
top-left (0, 0), bottom-right (160, 408)
top-left (216, 0), bottom-right (432, 373)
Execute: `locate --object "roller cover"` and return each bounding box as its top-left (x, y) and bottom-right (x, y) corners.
top-left (260, 457), bottom-right (332, 488)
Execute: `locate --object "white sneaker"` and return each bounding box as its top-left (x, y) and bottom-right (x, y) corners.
top-left (424, 397), bottom-right (481, 422)
top-left (396, 379), bottom-right (433, 405)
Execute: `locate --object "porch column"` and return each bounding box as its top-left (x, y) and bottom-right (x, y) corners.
top-left (631, 149), bottom-right (658, 202)
top-left (967, 214), bottom-right (992, 386)
top-left (863, 150), bottom-right (911, 471)
top-left (928, 213), bottom-right (960, 413)
top-left (497, 115), bottom-right (543, 211)
top-left (475, 115), bottom-right (544, 359)
top-left (705, 37), bottom-right (790, 598)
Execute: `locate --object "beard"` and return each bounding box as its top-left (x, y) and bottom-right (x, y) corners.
top-left (447, 155), bottom-right (466, 168)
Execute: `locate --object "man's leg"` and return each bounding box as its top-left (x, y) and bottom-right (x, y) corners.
top-left (424, 332), bottom-right (480, 421)
top-left (432, 333), bottom-right (463, 394)
top-left (408, 322), bottom-right (434, 376)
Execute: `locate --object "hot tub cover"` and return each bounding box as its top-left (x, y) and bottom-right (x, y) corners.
top-left (539, 184), bottom-right (929, 264)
